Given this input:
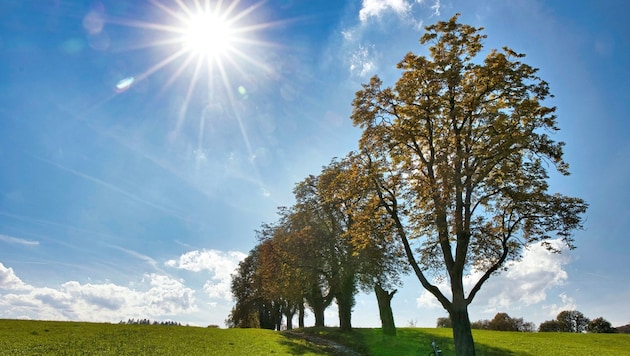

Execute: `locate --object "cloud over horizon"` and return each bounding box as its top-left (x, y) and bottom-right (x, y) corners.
top-left (0, 262), bottom-right (197, 323)
top-left (416, 240), bottom-right (574, 319)
top-left (165, 249), bottom-right (246, 300)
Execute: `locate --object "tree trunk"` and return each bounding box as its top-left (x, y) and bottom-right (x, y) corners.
top-left (313, 307), bottom-right (325, 327)
top-left (450, 302), bottom-right (475, 356)
top-left (336, 274), bottom-right (356, 332)
top-left (285, 312), bottom-right (293, 330)
top-left (298, 302), bottom-right (305, 328)
top-left (374, 284), bottom-right (397, 336)
top-left (306, 284), bottom-right (330, 327)
top-left (336, 293), bottom-right (353, 332)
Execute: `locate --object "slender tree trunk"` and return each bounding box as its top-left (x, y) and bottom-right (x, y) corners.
top-left (283, 301), bottom-right (297, 330)
top-left (450, 300), bottom-right (475, 356)
top-left (298, 302), bottom-right (305, 328)
top-left (285, 311), bottom-right (293, 330)
top-left (374, 284), bottom-right (397, 336)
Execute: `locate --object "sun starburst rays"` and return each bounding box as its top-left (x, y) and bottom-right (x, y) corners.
top-left (105, 0), bottom-right (278, 197)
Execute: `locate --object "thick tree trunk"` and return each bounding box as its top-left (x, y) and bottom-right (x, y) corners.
top-left (306, 284), bottom-right (331, 327)
top-left (450, 302), bottom-right (475, 356)
top-left (298, 302), bottom-right (305, 328)
top-left (374, 284), bottom-right (397, 336)
top-left (313, 307), bottom-right (325, 327)
top-left (336, 293), bottom-right (353, 332)
top-left (336, 274), bottom-right (356, 332)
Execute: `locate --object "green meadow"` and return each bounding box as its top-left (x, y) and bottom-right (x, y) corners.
top-left (2, 319), bottom-right (630, 355)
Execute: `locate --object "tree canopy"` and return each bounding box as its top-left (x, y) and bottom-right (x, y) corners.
top-left (351, 14), bottom-right (587, 355)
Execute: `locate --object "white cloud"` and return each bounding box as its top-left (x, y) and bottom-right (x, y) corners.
top-left (0, 263), bottom-right (198, 323)
top-left (0, 234), bottom-right (39, 246)
top-left (358, 0), bottom-right (440, 24)
top-left (359, 0), bottom-right (413, 23)
top-left (428, 0), bottom-right (441, 16)
top-left (165, 249), bottom-right (246, 300)
top-left (417, 240), bottom-right (572, 313)
top-left (0, 263), bottom-right (32, 291)
top-left (543, 292), bottom-right (578, 318)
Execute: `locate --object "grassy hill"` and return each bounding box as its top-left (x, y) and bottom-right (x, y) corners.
top-left (2, 319), bottom-right (630, 355)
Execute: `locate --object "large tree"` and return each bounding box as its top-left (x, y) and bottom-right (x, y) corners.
top-left (556, 310), bottom-right (590, 333)
top-left (351, 14), bottom-right (587, 355)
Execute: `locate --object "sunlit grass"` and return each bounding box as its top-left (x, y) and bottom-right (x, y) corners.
top-left (347, 328), bottom-right (630, 356)
top-left (0, 319), bottom-right (329, 355)
top-left (3, 320), bottom-right (629, 355)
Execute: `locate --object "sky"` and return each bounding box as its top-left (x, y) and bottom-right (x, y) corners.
top-left (0, 0), bottom-right (628, 329)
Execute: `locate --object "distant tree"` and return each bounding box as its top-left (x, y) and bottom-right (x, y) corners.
top-left (471, 319), bottom-right (489, 330)
top-left (488, 313), bottom-right (519, 331)
top-left (587, 317), bottom-right (616, 333)
top-left (351, 13), bottom-right (588, 355)
top-left (437, 317), bottom-right (453, 328)
top-left (557, 310), bottom-right (589, 333)
top-left (538, 319), bottom-right (565, 332)
top-left (520, 321), bottom-right (537, 333)
top-left (484, 313), bottom-right (534, 332)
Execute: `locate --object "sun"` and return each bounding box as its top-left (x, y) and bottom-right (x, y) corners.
top-left (182, 11), bottom-right (235, 59)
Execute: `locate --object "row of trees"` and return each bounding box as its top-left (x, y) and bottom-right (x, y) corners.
top-left (118, 319), bottom-right (183, 326)
top-left (539, 310), bottom-right (616, 333)
top-left (438, 311), bottom-right (617, 333)
top-left (438, 313), bottom-right (535, 332)
top-left (227, 154), bottom-right (408, 334)
top-left (228, 14), bottom-right (587, 355)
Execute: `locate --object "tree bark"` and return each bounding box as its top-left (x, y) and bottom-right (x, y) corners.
top-left (284, 309), bottom-right (294, 330)
top-left (374, 284), bottom-right (397, 336)
top-left (313, 307), bottom-right (325, 327)
top-left (335, 273), bottom-right (356, 332)
top-left (450, 301), bottom-right (475, 356)
top-left (305, 284), bottom-right (331, 327)
top-left (336, 293), bottom-right (353, 332)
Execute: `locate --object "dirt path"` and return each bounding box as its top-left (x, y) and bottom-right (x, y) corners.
top-left (283, 330), bottom-right (364, 356)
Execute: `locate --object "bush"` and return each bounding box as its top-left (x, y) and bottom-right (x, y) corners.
top-left (471, 313), bottom-right (535, 332)
top-left (539, 320), bottom-right (565, 332)
top-left (436, 317), bottom-right (452, 328)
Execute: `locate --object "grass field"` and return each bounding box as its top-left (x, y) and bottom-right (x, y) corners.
top-left (344, 328), bottom-right (630, 355)
top-left (0, 319), bottom-right (332, 355)
top-left (1, 319), bottom-right (630, 355)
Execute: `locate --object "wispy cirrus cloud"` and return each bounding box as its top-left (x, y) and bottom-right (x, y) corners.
top-left (0, 234), bottom-right (39, 246)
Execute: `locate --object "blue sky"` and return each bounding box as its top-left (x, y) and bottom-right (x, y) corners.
top-left (0, 0), bottom-right (628, 328)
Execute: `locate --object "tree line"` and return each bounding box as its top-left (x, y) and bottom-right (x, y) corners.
top-left (226, 154), bottom-right (407, 335)
top-left (227, 14), bottom-right (587, 355)
top-left (119, 319), bottom-right (183, 326)
top-left (438, 310), bottom-right (617, 333)
top-left (539, 310), bottom-right (616, 333)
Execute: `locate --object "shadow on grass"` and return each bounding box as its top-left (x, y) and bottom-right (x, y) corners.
top-left (319, 328), bottom-right (520, 356)
top-left (281, 327), bottom-right (368, 355)
top-left (279, 331), bottom-right (339, 355)
top-left (387, 328), bottom-right (520, 356)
